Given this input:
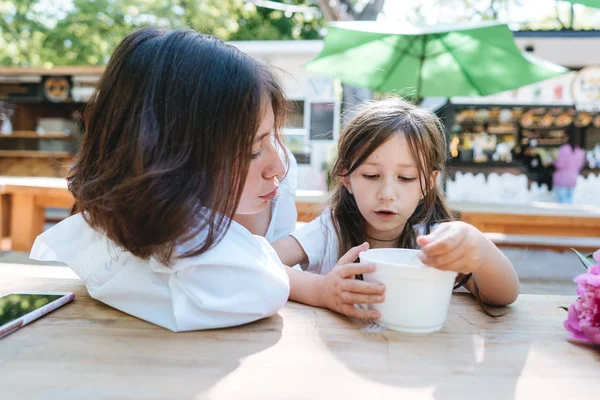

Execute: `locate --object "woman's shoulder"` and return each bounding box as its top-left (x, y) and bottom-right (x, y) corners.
top-left (172, 221), bottom-right (278, 268)
top-left (30, 213), bottom-right (103, 264)
top-left (31, 213), bottom-right (278, 273)
top-left (558, 144), bottom-right (582, 154)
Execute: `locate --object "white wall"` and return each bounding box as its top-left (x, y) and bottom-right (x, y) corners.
top-left (231, 41), bottom-right (325, 99)
top-left (514, 36), bottom-right (600, 69)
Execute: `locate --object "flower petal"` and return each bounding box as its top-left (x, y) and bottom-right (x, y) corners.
top-left (582, 325), bottom-right (600, 345)
top-left (564, 303), bottom-right (588, 341)
top-left (574, 272), bottom-right (600, 288)
top-left (589, 264), bottom-right (600, 275)
top-left (593, 249), bottom-right (600, 263)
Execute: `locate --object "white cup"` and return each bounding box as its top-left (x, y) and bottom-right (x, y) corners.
top-left (359, 248), bottom-right (457, 333)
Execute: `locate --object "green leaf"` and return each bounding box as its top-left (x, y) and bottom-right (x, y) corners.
top-left (558, 306), bottom-right (569, 312)
top-left (571, 248), bottom-right (593, 270)
top-left (586, 253), bottom-right (596, 265)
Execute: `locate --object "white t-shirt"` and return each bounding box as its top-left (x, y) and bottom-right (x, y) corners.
top-left (290, 210), bottom-right (341, 275)
top-left (291, 209), bottom-right (437, 276)
top-left (265, 150), bottom-right (298, 243)
top-left (30, 213), bottom-right (290, 332)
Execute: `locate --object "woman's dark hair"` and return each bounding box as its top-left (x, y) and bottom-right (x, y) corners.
top-left (329, 97), bottom-right (452, 257)
top-left (68, 27), bottom-right (287, 265)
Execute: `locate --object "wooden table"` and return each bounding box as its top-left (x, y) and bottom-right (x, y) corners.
top-left (0, 264), bottom-right (598, 400)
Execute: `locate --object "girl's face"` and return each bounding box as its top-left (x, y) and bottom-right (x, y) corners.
top-left (342, 133), bottom-right (435, 241)
top-left (236, 100), bottom-right (286, 215)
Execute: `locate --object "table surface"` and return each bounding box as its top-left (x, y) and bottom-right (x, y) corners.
top-left (0, 263), bottom-right (598, 400)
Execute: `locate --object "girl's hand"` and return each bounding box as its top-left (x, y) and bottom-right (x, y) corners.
top-left (320, 242), bottom-right (385, 320)
top-left (416, 221), bottom-right (490, 275)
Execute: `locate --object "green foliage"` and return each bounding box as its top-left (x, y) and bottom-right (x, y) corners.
top-left (571, 248), bottom-right (594, 270)
top-left (229, 1), bottom-right (323, 41)
top-left (0, 0), bottom-right (326, 67)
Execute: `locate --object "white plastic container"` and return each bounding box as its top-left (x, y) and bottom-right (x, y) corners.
top-left (359, 248), bottom-right (457, 333)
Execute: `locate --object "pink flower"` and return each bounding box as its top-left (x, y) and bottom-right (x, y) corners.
top-left (565, 263), bottom-right (600, 345)
top-left (564, 301), bottom-right (587, 340)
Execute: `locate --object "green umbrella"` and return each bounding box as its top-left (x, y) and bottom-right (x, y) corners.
top-left (306, 21), bottom-right (568, 99)
top-left (562, 0), bottom-right (600, 7)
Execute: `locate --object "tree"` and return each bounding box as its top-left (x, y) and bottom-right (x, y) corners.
top-left (404, 0), bottom-right (600, 30)
top-left (314, 0), bottom-right (387, 123)
top-left (316, 0), bottom-right (386, 21)
top-left (42, 0), bottom-right (143, 65)
top-left (0, 0), bottom-right (56, 66)
top-left (228, 1), bottom-right (325, 40)
top-left (0, 0), bottom-right (328, 66)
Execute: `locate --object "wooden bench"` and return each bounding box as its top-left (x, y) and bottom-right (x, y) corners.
top-left (0, 177), bottom-right (73, 252)
top-left (483, 232), bottom-right (600, 252)
top-left (295, 194), bottom-right (600, 252)
top-left (2, 184), bottom-right (600, 254)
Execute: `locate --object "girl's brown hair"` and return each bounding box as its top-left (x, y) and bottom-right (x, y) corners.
top-left (329, 97), bottom-right (452, 258)
top-left (68, 27), bottom-right (287, 265)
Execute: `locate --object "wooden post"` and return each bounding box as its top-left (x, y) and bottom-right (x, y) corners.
top-left (11, 192), bottom-right (45, 252)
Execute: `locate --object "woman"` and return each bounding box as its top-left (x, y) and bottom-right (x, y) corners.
top-left (30, 27), bottom-right (291, 331)
top-left (553, 126), bottom-right (585, 204)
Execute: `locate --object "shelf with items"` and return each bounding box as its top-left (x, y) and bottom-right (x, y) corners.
top-left (447, 103), bottom-right (600, 170)
top-left (449, 106), bottom-right (520, 165)
top-left (0, 68), bottom-right (94, 176)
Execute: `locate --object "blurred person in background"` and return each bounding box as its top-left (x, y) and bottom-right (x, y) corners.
top-left (553, 125), bottom-right (585, 204)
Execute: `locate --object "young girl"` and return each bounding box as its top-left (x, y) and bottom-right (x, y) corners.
top-left (29, 27), bottom-right (293, 331)
top-left (274, 98), bottom-right (520, 317)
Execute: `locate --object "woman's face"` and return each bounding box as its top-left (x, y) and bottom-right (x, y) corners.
top-left (236, 99), bottom-right (286, 215)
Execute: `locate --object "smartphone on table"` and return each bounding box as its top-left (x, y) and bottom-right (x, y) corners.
top-left (0, 292), bottom-right (75, 339)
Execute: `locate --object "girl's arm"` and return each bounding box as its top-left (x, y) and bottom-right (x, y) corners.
top-left (272, 236), bottom-right (307, 267)
top-left (417, 222), bottom-right (519, 306)
top-left (460, 237), bottom-right (519, 306)
top-left (275, 240), bottom-right (384, 320)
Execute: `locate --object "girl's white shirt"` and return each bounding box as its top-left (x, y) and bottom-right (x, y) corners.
top-left (265, 148), bottom-right (298, 243)
top-left (291, 209), bottom-right (435, 276)
top-left (291, 210), bottom-right (340, 275)
top-left (29, 213), bottom-right (290, 332)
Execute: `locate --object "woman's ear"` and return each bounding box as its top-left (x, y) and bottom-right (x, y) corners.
top-left (429, 171), bottom-right (439, 191)
top-left (340, 169), bottom-right (353, 194)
